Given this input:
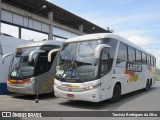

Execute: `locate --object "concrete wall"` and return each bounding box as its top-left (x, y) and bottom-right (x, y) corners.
top-left (0, 2), bottom-right (84, 40)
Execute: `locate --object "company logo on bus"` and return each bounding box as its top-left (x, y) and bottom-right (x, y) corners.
top-left (126, 62), bottom-right (142, 72)
top-left (61, 84), bottom-right (80, 89)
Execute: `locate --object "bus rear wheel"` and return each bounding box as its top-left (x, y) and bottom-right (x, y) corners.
top-left (144, 80), bottom-right (150, 91)
top-left (110, 85), bottom-right (121, 103)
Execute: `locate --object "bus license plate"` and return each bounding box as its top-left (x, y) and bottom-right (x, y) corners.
top-left (67, 94), bottom-right (74, 98)
top-left (9, 88), bottom-right (18, 92)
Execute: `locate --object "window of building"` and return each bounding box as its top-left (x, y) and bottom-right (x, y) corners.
top-left (1, 23), bottom-right (19, 38)
top-left (21, 28), bottom-right (48, 41)
top-left (53, 27), bottom-right (78, 39)
top-left (53, 36), bottom-right (66, 41)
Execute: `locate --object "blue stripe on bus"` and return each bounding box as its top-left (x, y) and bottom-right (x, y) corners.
top-left (0, 83), bottom-right (11, 94)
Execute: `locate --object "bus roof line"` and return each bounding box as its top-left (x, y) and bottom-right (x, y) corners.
top-left (65, 33), bottom-right (155, 57)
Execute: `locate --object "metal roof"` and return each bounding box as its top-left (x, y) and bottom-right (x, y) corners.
top-left (2, 0), bottom-right (111, 34)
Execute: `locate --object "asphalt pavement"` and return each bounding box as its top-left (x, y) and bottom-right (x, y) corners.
top-left (0, 81), bottom-right (160, 120)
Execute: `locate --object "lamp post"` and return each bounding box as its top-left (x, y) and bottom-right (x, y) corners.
top-left (24, 5), bottom-right (47, 39)
top-left (28, 5), bottom-right (47, 17)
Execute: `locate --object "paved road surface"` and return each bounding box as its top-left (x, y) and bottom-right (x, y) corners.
top-left (0, 81), bottom-right (160, 120)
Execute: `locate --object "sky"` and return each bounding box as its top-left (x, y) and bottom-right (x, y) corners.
top-left (47, 0), bottom-right (160, 68)
top-left (1, 0), bottom-right (160, 68)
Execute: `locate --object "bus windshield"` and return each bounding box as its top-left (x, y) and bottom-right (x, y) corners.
top-left (10, 47), bottom-right (40, 78)
top-left (10, 45), bottom-right (60, 79)
top-left (56, 40), bottom-right (102, 82)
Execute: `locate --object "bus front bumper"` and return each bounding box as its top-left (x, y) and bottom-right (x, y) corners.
top-left (7, 83), bottom-right (36, 95)
top-left (54, 86), bottom-right (101, 102)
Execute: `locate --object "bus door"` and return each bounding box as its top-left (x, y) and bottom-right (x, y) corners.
top-left (99, 48), bottom-right (112, 100)
top-left (34, 53), bottom-right (51, 93)
top-left (31, 49), bottom-right (59, 93)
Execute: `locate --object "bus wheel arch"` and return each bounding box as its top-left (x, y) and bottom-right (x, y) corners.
top-left (109, 82), bottom-right (121, 103)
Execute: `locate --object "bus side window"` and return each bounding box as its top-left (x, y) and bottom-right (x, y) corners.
top-left (128, 46), bottom-right (136, 62)
top-left (100, 48), bottom-right (110, 77)
top-left (151, 57), bottom-right (153, 66)
top-left (117, 42), bottom-right (127, 64)
top-left (136, 50), bottom-right (142, 63)
top-left (142, 52), bottom-right (147, 64)
top-left (147, 55), bottom-right (151, 65)
top-left (153, 57), bottom-right (156, 67)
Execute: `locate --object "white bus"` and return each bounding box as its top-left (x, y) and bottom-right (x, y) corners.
top-left (54, 33), bottom-right (156, 102)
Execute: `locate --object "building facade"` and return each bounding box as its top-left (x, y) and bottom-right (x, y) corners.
top-left (0, 0), bottom-right (109, 41)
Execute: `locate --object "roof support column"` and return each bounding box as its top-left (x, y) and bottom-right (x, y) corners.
top-left (79, 24), bottom-right (83, 33)
top-left (19, 27), bottom-right (21, 39)
top-left (0, 0), bottom-right (2, 34)
top-left (48, 11), bottom-right (53, 40)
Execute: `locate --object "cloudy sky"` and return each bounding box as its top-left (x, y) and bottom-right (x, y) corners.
top-left (47, 0), bottom-right (160, 68)
top-left (2, 0), bottom-right (159, 68)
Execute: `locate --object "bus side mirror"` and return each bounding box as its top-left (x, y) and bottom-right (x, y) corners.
top-left (95, 44), bottom-right (111, 58)
top-left (48, 49), bottom-right (60, 62)
top-left (0, 42), bottom-right (3, 55)
top-left (28, 50), bottom-right (45, 62)
top-left (2, 53), bottom-right (14, 64)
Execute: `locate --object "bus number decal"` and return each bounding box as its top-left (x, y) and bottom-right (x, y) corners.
top-left (126, 62), bottom-right (142, 72)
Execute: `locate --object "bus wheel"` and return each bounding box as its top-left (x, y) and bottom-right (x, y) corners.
top-left (110, 85), bottom-right (121, 103)
top-left (50, 88), bottom-right (55, 97)
top-left (145, 80), bottom-right (150, 91)
top-left (149, 80), bottom-right (152, 89)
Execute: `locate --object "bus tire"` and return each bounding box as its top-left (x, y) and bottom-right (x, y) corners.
top-left (110, 85), bottom-right (121, 103)
top-left (51, 88), bottom-right (55, 97)
top-left (144, 80), bottom-right (150, 91)
top-left (149, 80), bottom-right (152, 89)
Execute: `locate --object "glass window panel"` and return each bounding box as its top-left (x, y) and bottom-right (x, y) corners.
top-left (142, 52), bottom-right (147, 64)
top-left (117, 42), bottom-right (128, 61)
top-left (136, 50), bottom-right (142, 63)
top-left (128, 46), bottom-right (135, 62)
top-left (1, 23), bottom-right (19, 38)
top-left (21, 28), bottom-right (48, 41)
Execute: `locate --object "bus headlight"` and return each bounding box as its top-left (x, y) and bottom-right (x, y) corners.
top-left (84, 83), bottom-right (101, 91)
top-left (54, 83), bottom-right (60, 89)
top-left (25, 79), bottom-right (35, 86)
